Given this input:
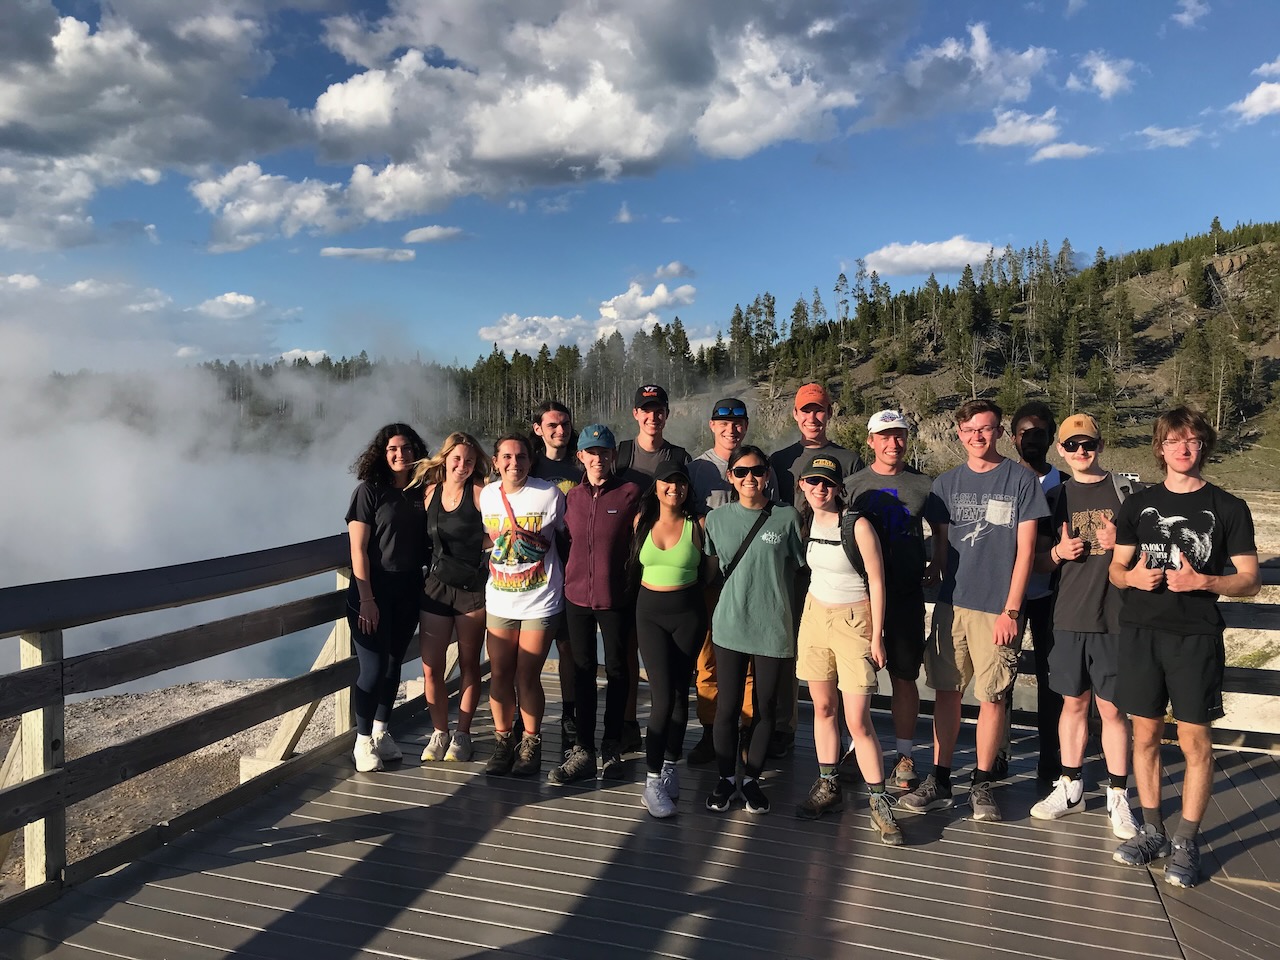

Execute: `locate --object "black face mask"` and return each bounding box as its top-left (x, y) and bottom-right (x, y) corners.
top-left (1019, 427), bottom-right (1050, 465)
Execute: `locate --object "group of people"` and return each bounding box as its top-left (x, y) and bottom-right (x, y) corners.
top-left (343, 383), bottom-right (1258, 888)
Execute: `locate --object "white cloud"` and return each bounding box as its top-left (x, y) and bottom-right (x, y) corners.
top-left (319, 246), bottom-right (415, 262)
top-left (1065, 0), bottom-right (1087, 16)
top-left (1172, 0), bottom-right (1210, 28)
top-left (1255, 57), bottom-right (1280, 78)
top-left (864, 236), bottom-right (995, 276)
top-left (1066, 51), bottom-right (1135, 100)
top-left (196, 292), bottom-right (259, 318)
top-left (1030, 142), bottom-right (1100, 162)
top-left (190, 163), bottom-right (346, 252)
top-left (477, 313), bottom-right (589, 354)
top-left (614, 201), bottom-right (634, 224)
top-left (1139, 125), bottom-right (1202, 148)
top-left (538, 192), bottom-right (579, 215)
top-left (970, 107), bottom-right (1059, 146)
top-left (597, 282), bottom-right (696, 340)
top-left (280, 348), bottom-right (329, 364)
top-left (402, 225), bottom-right (462, 243)
top-left (655, 261), bottom-right (695, 280)
top-left (661, 215), bottom-right (682, 224)
top-left (507, 199), bottom-right (528, 214)
top-left (1229, 82), bottom-right (1280, 122)
top-left (2, 274), bottom-right (42, 290)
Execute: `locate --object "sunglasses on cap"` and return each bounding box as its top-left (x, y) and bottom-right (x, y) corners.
top-left (1061, 438), bottom-right (1100, 453)
top-left (714, 405), bottom-right (747, 418)
top-left (729, 464), bottom-right (769, 479)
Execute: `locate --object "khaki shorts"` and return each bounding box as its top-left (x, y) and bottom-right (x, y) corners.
top-left (924, 603), bottom-right (1019, 702)
top-left (486, 612), bottom-right (561, 633)
top-left (796, 596), bottom-right (878, 695)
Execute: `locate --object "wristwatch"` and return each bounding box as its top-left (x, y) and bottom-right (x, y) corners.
top-left (1004, 609), bottom-right (1019, 621)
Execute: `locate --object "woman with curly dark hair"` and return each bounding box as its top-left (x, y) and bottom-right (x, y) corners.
top-left (345, 422), bottom-right (429, 773)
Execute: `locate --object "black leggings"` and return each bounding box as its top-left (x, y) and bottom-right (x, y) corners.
top-left (564, 602), bottom-right (633, 750)
top-left (636, 585), bottom-right (706, 773)
top-left (713, 645), bottom-right (785, 780)
top-left (347, 572), bottom-right (420, 737)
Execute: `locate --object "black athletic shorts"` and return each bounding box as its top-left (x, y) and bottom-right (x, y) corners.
top-left (884, 587), bottom-right (927, 681)
top-left (1048, 630), bottom-right (1121, 702)
top-left (420, 575), bottom-right (485, 618)
top-left (1113, 626), bottom-right (1225, 725)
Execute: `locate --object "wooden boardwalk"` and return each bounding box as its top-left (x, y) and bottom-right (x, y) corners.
top-left (3, 702), bottom-right (1279, 960)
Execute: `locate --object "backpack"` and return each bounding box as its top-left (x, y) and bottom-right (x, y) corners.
top-left (807, 509), bottom-right (869, 585)
top-left (616, 439), bottom-right (691, 474)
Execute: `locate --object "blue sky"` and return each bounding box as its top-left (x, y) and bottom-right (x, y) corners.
top-left (2, 0), bottom-right (1279, 374)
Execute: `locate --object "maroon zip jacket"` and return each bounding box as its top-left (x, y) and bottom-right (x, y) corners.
top-left (563, 476), bottom-right (641, 609)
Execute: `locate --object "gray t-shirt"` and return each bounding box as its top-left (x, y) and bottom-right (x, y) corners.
top-left (689, 449), bottom-right (780, 512)
top-left (845, 465), bottom-right (934, 588)
top-left (924, 458), bottom-right (1049, 615)
top-left (769, 440), bottom-right (863, 506)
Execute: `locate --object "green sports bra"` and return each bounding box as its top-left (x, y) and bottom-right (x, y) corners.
top-left (638, 519), bottom-right (700, 588)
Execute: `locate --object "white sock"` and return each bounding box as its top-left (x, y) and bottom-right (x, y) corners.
top-left (896, 739), bottom-right (913, 758)
top-left (356, 734), bottom-right (372, 745)
top-left (646, 771), bottom-right (661, 780)
top-left (661, 759), bottom-right (676, 772)
top-left (372, 720), bottom-right (389, 736)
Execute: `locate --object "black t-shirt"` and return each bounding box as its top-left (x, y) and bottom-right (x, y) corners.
top-left (531, 453), bottom-right (582, 494)
top-left (1114, 481), bottom-right (1256, 635)
top-left (844, 465), bottom-right (933, 589)
top-left (345, 481), bottom-right (427, 575)
top-left (1050, 475), bottom-right (1124, 634)
top-left (769, 440), bottom-right (863, 506)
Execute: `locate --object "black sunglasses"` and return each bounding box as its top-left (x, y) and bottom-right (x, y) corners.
top-left (1061, 438), bottom-right (1100, 453)
top-left (729, 464), bottom-right (769, 479)
top-left (713, 405), bottom-right (747, 418)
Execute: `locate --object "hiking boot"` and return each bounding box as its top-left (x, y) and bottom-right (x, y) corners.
top-left (969, 780), bottom-right (1002, 822)
top-left (548, 744), bottom-right (596, 784)
top-left (766, 729), bottom-right (794, 759)
top-left (485, 731), bottom-right (516, 776)
top-left (1031, 775), bottom-right (1084, 821)
top-left (372, 731), bottom-right (403, 763)
top-left (658, 761), bottom-right (680, 800)
top-left (1165, 836), bottom-right (1202, 888)
top-left (1106, 787), bottom-right (1139, 840)
top-left (870, 793), bottom-right (904, 846)
top-left (642, 777), bottom-right (677, 818)
top-left (898, 773), bottom-right (953, 814)
top-left (688, 727), bottom-right (716, 765)
top-left (621, 720), bottom-right (644, 755)
top-left (705, 777), bottom-right (738, 812)
top-left (422, 729), bottom-right (450, 762)
top-left (560, 714), bottom-right (577, 757)
top-left (511, 734), bottom-right (543, 777)
top-left (354, 737), bottom-right (383, 773)
top-left (740, 778), bottom-right (770, 814)
top-left (599, 740), bottom-right (625, 780)
top-left (1113, 823), bottom-right (1171, 866)
top-left (890, 755), bottom-right (918, 790)
top-left (796, 776), bottom-right (843, 820)
top-left (444, 730), bottom-right (473, 762)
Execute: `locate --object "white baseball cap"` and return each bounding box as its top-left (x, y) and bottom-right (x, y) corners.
top-left (867, 409), bottom-right (909, 434)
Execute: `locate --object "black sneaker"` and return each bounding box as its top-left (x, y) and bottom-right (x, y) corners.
top-left (766, 729), bottom-right (794, 759)
top-left (560, 714), bottom-right (577, 757)
top-left (485, 732), bottom-right (516, 776)
top-left (1114, 823), bottom-right (1172, 866)
top-left (740, 778), bottom-right (770, 814)
top-left (620, 721), bottom-right (644, 755)
top-left (548, 745), bottom-right (596, 784)
top-left (511, 734), bottom-right (542, 778)
top-left (1165, 836), bottom-right (1202, 888)
top-left (688, 727), bottom-right (716, 765)
top-left (796, 776), bottom-right (843, 820)
top-left (705, 777), bottom-right (737, 812)
top-left (599, 740), bottom-right (625, 780)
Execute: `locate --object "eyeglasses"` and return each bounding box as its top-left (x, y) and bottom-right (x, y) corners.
top-left (1161, 438), bottom-right (1204, 450)
top-left (729, 464), bottom-right (769, 479)
top-left (713, 405), bottom-right (747, 418)
top-left (1061, 438), bottom-right (1100, 453)
top-left (959, 425), bottom-right (997, 437)
top-left (800, 477), bottom-right (837, 489)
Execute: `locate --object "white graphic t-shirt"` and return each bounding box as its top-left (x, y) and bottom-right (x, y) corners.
top-left (480, 477), bottom-right (566, 619)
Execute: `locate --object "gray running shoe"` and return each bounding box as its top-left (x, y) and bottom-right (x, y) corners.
top-left (870, 793), bottom-right (904, 845)
top-left (444, 730), bottom-right (473, 762)
top-left (658, 761), bottom-right (680, 800)
top-left (969, 780), bottom-right (1002, 822)
top-left (484, 732), bottom-right (516, 776)
top-left (642, 777), bottom-right (677, 818)
top-left (1113, 823), bottom-right (1171, 866)
top-left (796, 776), bottom-right (844, 820)
top-left (898, 773), bottom-right (953, 814)
top-left (548, 744), bottom-right (596, 784)
top-left (421, 730), bottom-right (449, 762)
top-left (511, 734), bottom-right (542, 778)
top-left (1165, 836), bottom-right (1202, 888)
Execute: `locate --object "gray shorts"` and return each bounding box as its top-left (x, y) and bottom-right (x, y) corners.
top-left (1048, 630), bottom-right (1121, 702)
top-left (486, 612), bottom-right (561, 633)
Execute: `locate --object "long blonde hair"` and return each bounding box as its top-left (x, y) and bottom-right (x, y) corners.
top-left (408, 432), bottom-right (492, 490)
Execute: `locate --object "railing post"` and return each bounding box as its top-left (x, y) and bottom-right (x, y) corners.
top-left (20, 630), bottom-right (65, 889)
top-left (334, 568), bottom-right (354, 736)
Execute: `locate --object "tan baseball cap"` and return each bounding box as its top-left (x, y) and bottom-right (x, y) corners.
top-left (1057, 413), bottom-right (1100, 443)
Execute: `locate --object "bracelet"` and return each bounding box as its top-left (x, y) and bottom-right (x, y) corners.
top-left (1050, 546), bottom-right (1059, 563)
top-left (360, 597), bottom-right (376, 603)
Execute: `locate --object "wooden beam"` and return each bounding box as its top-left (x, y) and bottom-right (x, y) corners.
top-left (19, 630), bottom-right (64, 890)
top-left (62, 591), bottom-right (344, 696)
top-left (333, 569), bottom-right (354, 737)
top-left (1223, 665), bottom-right (1280, 697)
top-left (0, 534), bottom-right (348, 640)
top-left (62, 659), bottom-right (357, 808)
top-left (0, 734), bottom-right (24, 867)
top-left (0, 662), bottom-right (60, 722)
top-left (259, 624), bottom-right (338, 763)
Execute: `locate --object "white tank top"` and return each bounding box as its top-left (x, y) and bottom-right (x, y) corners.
top-left (806, 514), bottom-right (868, 605)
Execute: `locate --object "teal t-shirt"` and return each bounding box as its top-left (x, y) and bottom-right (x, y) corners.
top-left (704, 502), bottom-right (805, 658)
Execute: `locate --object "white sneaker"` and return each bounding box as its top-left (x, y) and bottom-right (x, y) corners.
top-left (659, 761), bottom-right (680, 800)
top-left (1107, 786), bottom-right (1140, 840)
top-left (1031, 775), bottom-right (1084, 820)
top-left (642, 776), bottom-right (677, 818)
top-left (444, 730), bottom-right (473, 762)
top-left (354, 737), bottom-right (383, 773)
top-left (372, 731), bottom-right (402, 762)
top-left (424, 729), bottom-right (451, 762)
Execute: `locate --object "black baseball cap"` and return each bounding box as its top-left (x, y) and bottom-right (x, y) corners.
top-left (653, 460), bottom-right (691, 484)
top-left (710, 397), bottom-right (748, 420)
top-left (634, 384), bottom-right (669, 408)
top-left (799, 454), bottom-right (844, 486)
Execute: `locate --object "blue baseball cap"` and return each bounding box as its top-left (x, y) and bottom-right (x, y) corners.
top-left (577, 424), bottom-right (616, 450)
